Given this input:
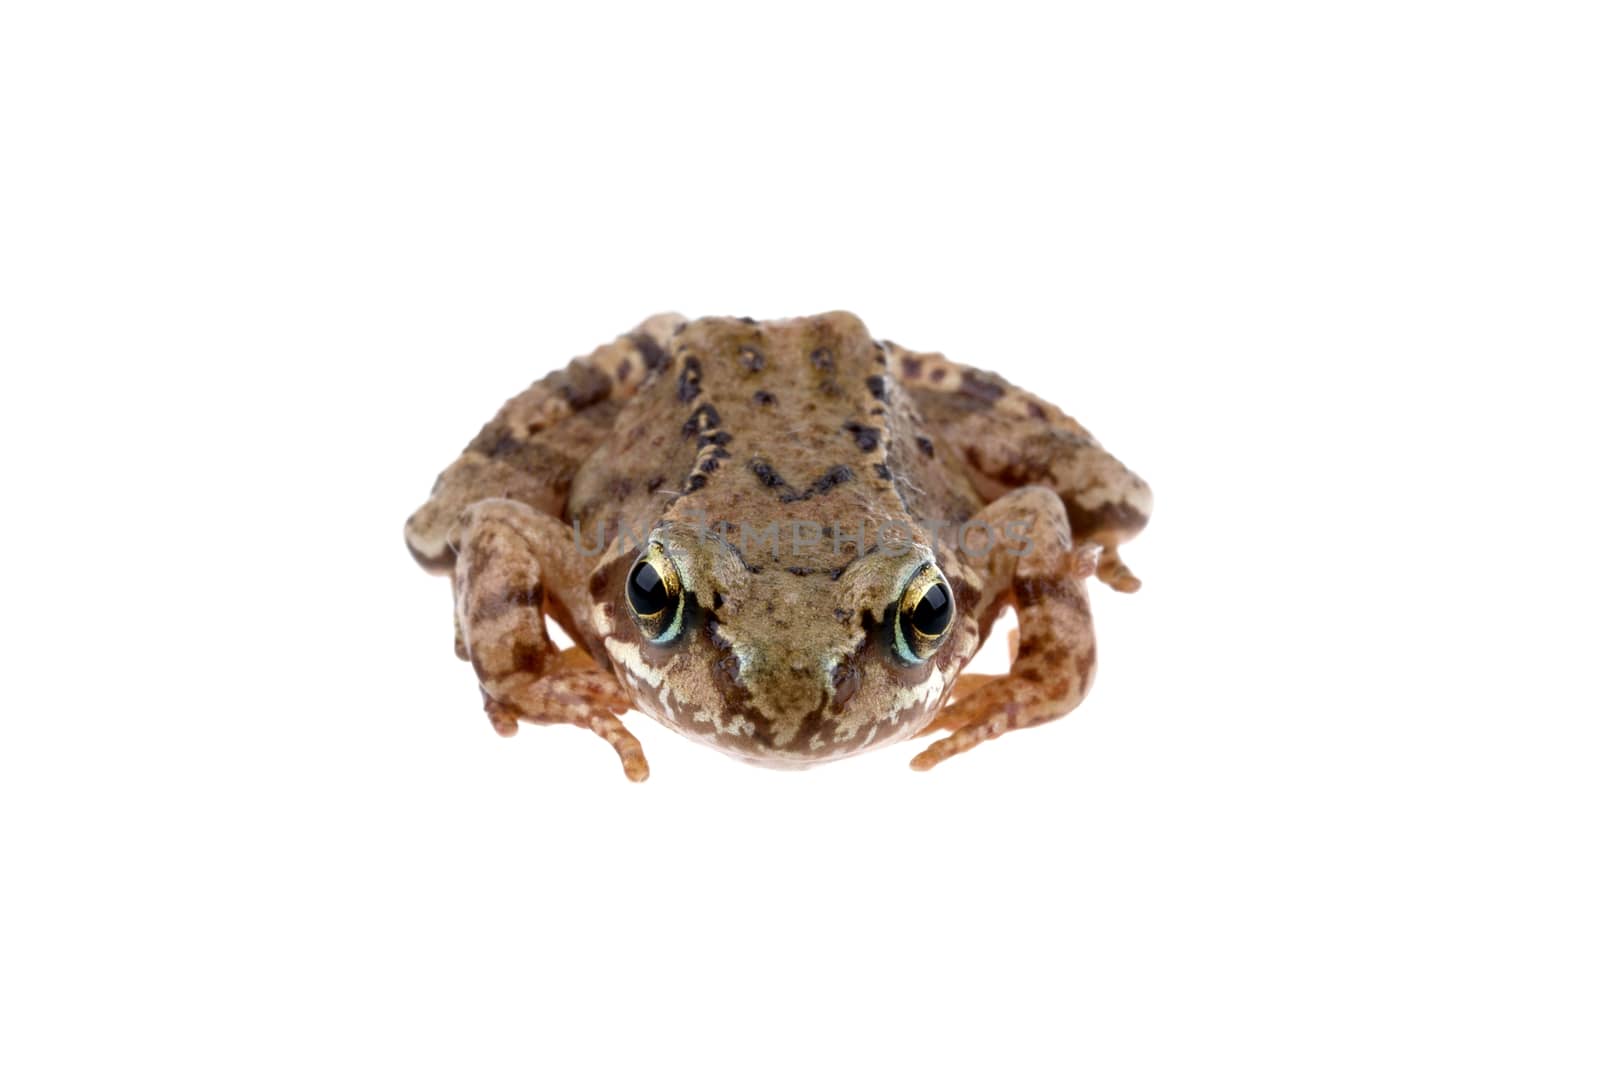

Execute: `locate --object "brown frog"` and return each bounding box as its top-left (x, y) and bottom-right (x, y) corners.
top-left (405, 313), bottom-right (1152, 781)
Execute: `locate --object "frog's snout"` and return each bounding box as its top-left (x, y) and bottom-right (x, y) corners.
top-left (737, 655), bottom-right (832, 722)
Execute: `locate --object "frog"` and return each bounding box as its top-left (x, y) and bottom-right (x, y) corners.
top-left (404, 312), bottom-right (1152, 781)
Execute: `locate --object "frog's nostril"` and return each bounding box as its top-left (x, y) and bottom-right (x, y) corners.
top-left (831, 662), bottom-right (861, 708)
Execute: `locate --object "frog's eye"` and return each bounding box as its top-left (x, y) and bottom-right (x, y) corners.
top-left (626, 546), bottom-right (685, 644)
top-left (895, 564), bottom-right (955, 664)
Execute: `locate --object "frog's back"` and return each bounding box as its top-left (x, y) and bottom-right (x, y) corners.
top-left (567, 312), bottom-right (986, 558)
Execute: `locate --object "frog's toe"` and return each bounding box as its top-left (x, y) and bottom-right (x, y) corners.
top-left (1095, 544), bottom-right (1142, 593)
top-left (483, 668), bottom-right (650, 782)
top-left (914, 672), bottom-right (1005, 737)
top-left (483, 692), bottom-right (522, 736)
top-left (908, 675), bottom-right (1066, 771)
top-left (588, 712), bottom-right (651, 783)
top-left (910, 710), bottom-right (1011, 771)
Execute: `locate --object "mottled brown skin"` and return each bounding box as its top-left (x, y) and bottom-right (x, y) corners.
top-left (405, 313), bottom-right (1152, 780)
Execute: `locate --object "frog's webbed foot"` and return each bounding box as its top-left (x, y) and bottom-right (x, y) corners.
top-left (911, 488), bottom-right (1098, 772)
top-left (480, 646), bottom-right (649, 782)
top-left (912, 674), bottom-right (1080, 771)
top-left (455, 499), bottom-right (651, 782)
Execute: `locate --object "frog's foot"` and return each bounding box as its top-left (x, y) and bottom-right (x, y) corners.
top-left (911, 674), bottom-right (1077, 771)
top-left (1095, 543), bottom-right (1142, 593)
top-left (916, 630), bottom-right (1024, 738)
top-left (483, 650), bottom-right (649, 782)
top-left (915, 673), bottom-right (1004, 738)
top-left (454, 499), bottom-right (650, 782)
top-left (911, 487), bottom-right (1098, 771)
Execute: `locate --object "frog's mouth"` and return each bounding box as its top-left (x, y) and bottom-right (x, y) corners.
top-left (606, 632), bottom-right (948, 764)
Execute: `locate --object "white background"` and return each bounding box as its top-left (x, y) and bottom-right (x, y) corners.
top-left (3, 2), bottom-right (1596, 1064)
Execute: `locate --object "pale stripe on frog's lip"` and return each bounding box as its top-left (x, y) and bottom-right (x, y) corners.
top-left (602, 633), bottom-right (952, 761)
top-left (826, 666), bottom-right (945, 746)
top-left (604, 634), bottom-right (761, 745)
top-left (603, 635), bottom-right (670, 715)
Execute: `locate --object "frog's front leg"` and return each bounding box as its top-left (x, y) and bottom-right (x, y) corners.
top-left (453, 499), bottom-right (649, 782)
top-left (912, 487), bottom-right (1100, 771)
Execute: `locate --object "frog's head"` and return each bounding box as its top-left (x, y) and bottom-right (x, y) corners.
top-left (595, 520), bottom-right (972, 766)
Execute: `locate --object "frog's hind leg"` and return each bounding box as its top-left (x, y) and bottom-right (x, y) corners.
top-left (454, 499), bottom-right (649, 782)
top-left (885, 342), bottom-right (1152, 592)
top-left (911, 487), bottom-right (1099, 771)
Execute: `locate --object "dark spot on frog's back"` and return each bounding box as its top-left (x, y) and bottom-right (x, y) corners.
top-left (791, 465), bottom-right (854, 501)
top-left (959, 369), bottom-right (1006, 404)
top-left (753, 390), bottom-right (777, 407)
top-left (739, 345), bottom-right (765, 372)
top-left (630, 330), bottom-right (668, 371)
top-left (866, 375), bottom-right (887, 401)
top-left (750, 459), bottom-right (855, 503)
top-left (916, 435), bottom-right (936, 457)
top-left (810, 347), bottom-right (835, 373)
top-left (473, 427), bottom-right (563, 470)
top-left (558, 362), bottom-right (613, 409)
top-left (474, 426), bottom-right (518, 458)
top-left (677, 356), bottom-right (702, 403)
top-left (843, 421), bottom-right (880, 451)
top-left (750, 460), bottom-right (788, 491)
top-left (682, 403), bottom-right (721, 437)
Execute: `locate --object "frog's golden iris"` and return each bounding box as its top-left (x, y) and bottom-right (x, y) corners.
top-left (625, 545), bottom-right (684, 643)
top-left (894, 563), bottom-right (955, 665)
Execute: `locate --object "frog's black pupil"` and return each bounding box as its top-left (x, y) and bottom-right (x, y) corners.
top-left (911, 581), bottom-right (952, 635)
top-left (627, 559), bottom-right (671, 616)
